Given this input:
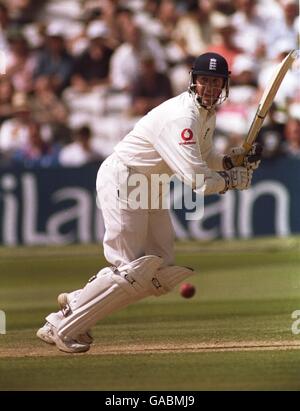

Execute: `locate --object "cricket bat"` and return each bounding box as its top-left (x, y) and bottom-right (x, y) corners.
top-left (236, 49), bottom-right (298, 165)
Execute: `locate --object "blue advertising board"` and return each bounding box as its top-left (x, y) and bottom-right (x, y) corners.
top-left (0, 158), bottom-right (299, 245)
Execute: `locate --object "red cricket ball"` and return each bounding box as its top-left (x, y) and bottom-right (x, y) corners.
top-left (180, 283), bottom-right (196, 299)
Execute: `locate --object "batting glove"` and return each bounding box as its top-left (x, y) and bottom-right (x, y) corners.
top-left (223, 143), bottom-right (263, 170)
top-left (219, 167), bottom-right (253, 193)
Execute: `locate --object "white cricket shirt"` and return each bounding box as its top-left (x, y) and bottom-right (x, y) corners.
top-left (114, 92), bottom-right (226, 195)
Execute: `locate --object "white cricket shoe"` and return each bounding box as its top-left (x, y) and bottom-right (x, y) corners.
top-left (57, 292), bottom-right (94, 345)
top-left (36, 321), bottom-right (55, 345)
top-left (36, 322), bottom-right (90, 353)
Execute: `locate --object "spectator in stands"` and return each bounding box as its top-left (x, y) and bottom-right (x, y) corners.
top-left (205, 15), bottom-right (242, 70)
top-left (5, 31), bottom-right (36, 93)
top-left (113, 6), bottom-right (135, 45)
top-left (132, 0), bottom-right (178, 43)
top-left (109, 22), bottom-right (167, 92)
top-left (71, 21), bottom-right (113, 92)
top-left (258, 42), bottom-right (299, 110)
top-left (91, 0), bottom-right (120, 49)
top-left (282, 0), bottom-right (299, 39)
top-left (0, 3), bottom-right (12, 49)
top-left (0, 77), bottom-right (15, 123)
top-left (174, 0), bottom-right (214, 57)
top-left (283, 103), bottom-right (300, 158)
top-left (267, 0), bottom-right (299, 58)
top-left (156, 0), bottom-right (178, 42)
top-left (231, 0), bottom-right (268, 58)
top-left (0, 91), bottom-right (32, 155)
top-left (230, 54), bottom-right (258, 104)
top-left (0, 0), bottom-right (297, 171)
top-left (215, 53), bottom-right (258, 152)
top-left (5, 0), bottom-right (35, 26)
top-left (256, 103), bottom-right (285, 159)
top-left (31, 75), bottom-right (71, 145)
top-left (129, 53), bottom-right (173, 116)
top-left (34, 22), bottom-right (74, 93)
top-left (59, 125), bottom-right (103, 167)
top-left (12, 120), bottom-right (60, 167)
top-left (168, 55), bottom-right (194, 96)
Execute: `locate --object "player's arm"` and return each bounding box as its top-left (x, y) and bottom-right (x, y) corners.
top-left (195, 122), bottom-right (262, 172)
top-left (201, 126), bottom-right (224, 171)
top-left (153, 118), bottom-right (252, 195)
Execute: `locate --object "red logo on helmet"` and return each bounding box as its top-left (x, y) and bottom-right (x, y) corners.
top-left (181, 128), bottom-right (193, 141)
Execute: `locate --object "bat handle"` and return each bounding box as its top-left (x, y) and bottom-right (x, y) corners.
top-left (234, 142), bottom-right (253, 166)
top-left (242, 141), bottom-right (253, 152)
top-left (234, 155), bottom-right (245, 167)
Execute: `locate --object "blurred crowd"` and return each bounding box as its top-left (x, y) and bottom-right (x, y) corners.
top-left (0, 0), bottom-right (299, 168)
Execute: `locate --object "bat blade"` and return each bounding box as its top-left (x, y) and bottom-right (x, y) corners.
top-left (236, 50), bottom-right (298, 162)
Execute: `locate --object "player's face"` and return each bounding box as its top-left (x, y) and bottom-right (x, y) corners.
top-left (195, 76), bottom-right (224, 107)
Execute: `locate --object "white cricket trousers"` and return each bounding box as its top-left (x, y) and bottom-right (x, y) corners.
top-left (96, 153), bottom-right (175, 268)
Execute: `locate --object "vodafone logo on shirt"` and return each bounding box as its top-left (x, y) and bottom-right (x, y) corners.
top-left (179, 128), bottom-right (196, 145)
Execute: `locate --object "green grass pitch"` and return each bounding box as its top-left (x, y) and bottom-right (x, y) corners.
top-left (0, 237), bottom-right (300, 391)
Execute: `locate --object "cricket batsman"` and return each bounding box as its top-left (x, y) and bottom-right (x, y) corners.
top-left (37, 52), bottom-right (262, 353)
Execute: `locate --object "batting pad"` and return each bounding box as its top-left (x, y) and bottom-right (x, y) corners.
top-left (57, 255), bottom-right (164, 339)
top-left (46, 311), bottom-right (65, 328)
top-left (153, 265), bottom-right (195, 296)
